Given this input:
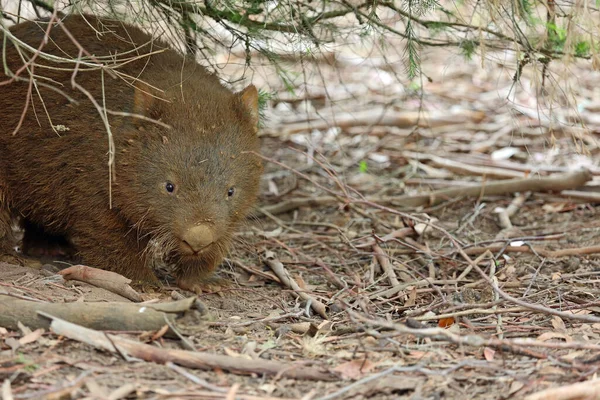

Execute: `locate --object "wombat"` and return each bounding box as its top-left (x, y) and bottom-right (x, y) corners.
top-left (0, 14), bottom-right (263, 293)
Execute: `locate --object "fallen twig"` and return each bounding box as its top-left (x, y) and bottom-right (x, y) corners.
top-left (350, 311), bottom-right (600, 355)
top-left (269, 108), bottom-right (486, 136)
top-left (524, 377), bottom-right (600, 400)
top-left (263, 251), bottom-right (328, 319)
top-left (497, 193), bottom-right (530, 229)
top-left (260, 170), bottom-right (593, 215)
top-left (45, 313), bottom-right (338, 381)
top-left (405, 151), bottom-right (525, 178)
top-left (460, 243), bottom-right (600, 258)
top-left (355, 228), bottom-right (415, 249)
top-left (372, 244), bottom-right (412, 290)
top-left (453, 248), bottom-right (600, 323)
top-left (390, 169), bottom-right (592, 208)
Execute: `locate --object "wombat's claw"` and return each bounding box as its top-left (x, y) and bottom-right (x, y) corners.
top-left (176, 278), bottom-right (205, 294)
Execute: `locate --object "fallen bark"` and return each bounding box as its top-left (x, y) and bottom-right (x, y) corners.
top-left (59, 264), bottom-right (141, 302)
top-left (46, 314), bottom-right (338, 381)
top-left (0, 295), bottom-right (197, 337)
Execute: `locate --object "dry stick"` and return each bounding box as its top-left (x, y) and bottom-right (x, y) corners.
top-left (452, 244), bottom-right (600, 323)
top-left (524, 377), bottom-right (600, 400)
top-left (558, 190), bottom-right (600, 203)
top-left (372, 244), bottom-right (402, 287)
top-left (0, 295), bottom-right (197, 337)
top-left (44, 313), bottom-right (337, 381)
top-left (455, 251), bottom-right (491, 282)
top-left (263, 254), bottom-right (328, 319)
top-left (0, 10), bottom-right (60, 87)
top-left (261, 197), bottom-right (338, 216)
top-left (226, 258), bottom-right (281, 284)
top-left (497, 192), bottom-right (530, 230)
top-left (59, 264), bottom-right (141, 302)
top-left (367, 277), bottom-right (463, 300)
top-left (489, 260), bottom-right (503, 340)
top-left (1, 380), bottom-right (13, 400)
top-left (107, 384), bottom-right (137, 400)
top-left (391, 169), bottom-right (592, 208)
top-left (260, 169), bottom-right (592, 215)
top-left (461, 243), bottom-right (600, 258)
top-left (355, 228), bottom-right (415, 249)
top-left (350, 311), bottom-right (600, 353)
top-left (271, 108), bottom-right (486, 135)
top-left (405, 151), bottom-right (525, 179)
top-left (166, 362), bottom-right (227, 393)
top-left (414, 306), bottom-right (528, 321)
top-left (368, 236), bottom-right (465, 299)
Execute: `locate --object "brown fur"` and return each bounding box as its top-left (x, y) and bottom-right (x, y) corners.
top-left (0, 14), bottom-right (263, 292)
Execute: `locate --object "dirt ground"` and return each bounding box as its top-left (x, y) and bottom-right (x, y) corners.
top-left (2, 11), bottom-right (600, 400)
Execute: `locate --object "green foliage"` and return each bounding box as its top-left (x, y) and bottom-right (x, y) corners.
top-left (459, 40), bottom-right (477, 60)
top-left (575, 41), bottom-right (591, 57)
top-left (359, 160), bottom-right (368, 173)
top-left (257, 88), bottom-right (273, 127)
top-left (244, 0), bottom-right (264, 16)
top-left (546, 22), bottom-right (567, 51)
top-left (2, 0), bottom-right (598, 82)
top-left (404, 19), bottom-right (421, 79)
top-left (425, 21), bottom-right (447, 36)
top-left (259, 339), bottom-right (278, 350)
top-left (516, 0), bottom-right (533, 22)
top-left (408, 81), bottom-right (421, 92)
top-left (402, 0), bottom-right (441, 78)
top-left (15, 353), bottom-right (39, 372)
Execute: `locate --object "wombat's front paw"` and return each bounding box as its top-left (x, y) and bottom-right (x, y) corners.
top-left (176, 275), bottom-right (230, 295)
top-left (0, 252), bottom-right (26, 266)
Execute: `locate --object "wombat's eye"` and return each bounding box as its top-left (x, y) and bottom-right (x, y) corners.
top-left (227, 187), bottom-right (235, 197)
top-left (165, 182), bottom-right (175, 193)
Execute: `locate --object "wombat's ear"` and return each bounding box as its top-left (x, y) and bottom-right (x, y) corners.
top-left (237, 85), bottom-right (259, 132)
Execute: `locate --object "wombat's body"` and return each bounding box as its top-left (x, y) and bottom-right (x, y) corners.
top-left (0, 15), bottom-right (262, 292)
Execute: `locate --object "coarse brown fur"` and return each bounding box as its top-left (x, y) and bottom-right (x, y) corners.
top-left (0, 14), bottom-right (263, 292)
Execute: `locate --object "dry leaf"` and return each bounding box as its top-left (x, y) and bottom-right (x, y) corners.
top-left (508, 380), bottom-right (525, 396)
top-left (542, 203), bottom-right (566, 213)
top-left (19, 328), bottom-right (44, 345)
top-left (405, 286), bottom-right (417, 307)
top-left (537, 332), bottom-right (572, 343)
top-left (551, 316), bottom-right (566, 332)
top-left (560, 350), bottom-right (589, 361)
top-left (333, 359), bottom-right (376, 380)
top-left (538, 366), bottom-right (566, 376)
top-left (551, 272), bottom-right (562, 281)
top-left (483, 347), bottom-right (495, 362)
top-left (296, 274), bottom-right (307, 290)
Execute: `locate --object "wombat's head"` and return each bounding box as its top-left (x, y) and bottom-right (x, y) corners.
top-left (116, 76), bottom-right (262, 281)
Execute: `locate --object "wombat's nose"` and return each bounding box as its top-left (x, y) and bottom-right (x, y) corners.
top-left (181, 225), bottom-right (214, 253)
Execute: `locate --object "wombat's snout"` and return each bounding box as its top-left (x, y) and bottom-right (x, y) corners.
top-left (181, 225), bottom-right (215, 254)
